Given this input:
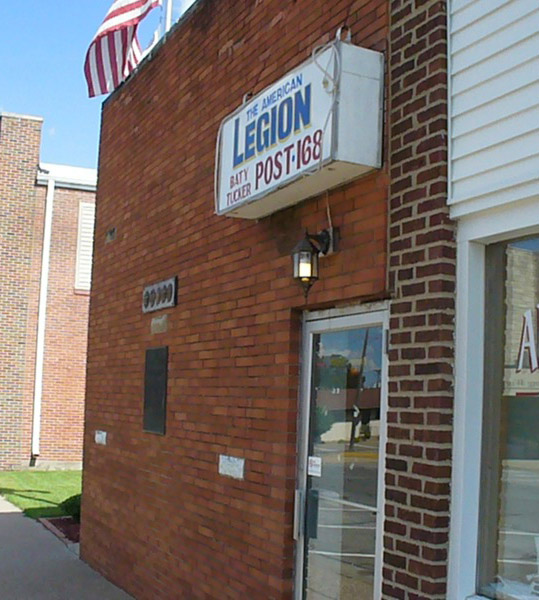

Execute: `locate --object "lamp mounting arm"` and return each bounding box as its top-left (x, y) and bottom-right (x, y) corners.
top-left (307, 227), bottom-right (338, 256)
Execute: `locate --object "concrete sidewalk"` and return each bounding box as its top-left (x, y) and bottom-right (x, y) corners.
top-left (0, 495), bottom-right (132, 600)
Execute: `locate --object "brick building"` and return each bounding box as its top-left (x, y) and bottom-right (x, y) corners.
top-left (79, 0), bottom-right (458, 596)
top-left (82, 0), bottom-right (539, 597)
top-left (0, 112), bottom-right (96, 470)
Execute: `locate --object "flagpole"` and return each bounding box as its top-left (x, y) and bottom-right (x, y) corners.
top-left (165, 0), bottom-right (173, 33)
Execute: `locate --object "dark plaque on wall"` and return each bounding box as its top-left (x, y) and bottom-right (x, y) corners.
top-left (143, 346), bottom-right (168, 435)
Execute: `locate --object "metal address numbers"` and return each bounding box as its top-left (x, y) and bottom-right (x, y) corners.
top-left (142, 276), bottom-right (177, 313)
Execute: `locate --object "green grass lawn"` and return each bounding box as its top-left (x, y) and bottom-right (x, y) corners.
top-left (0, 470), bottom-right (82, 519)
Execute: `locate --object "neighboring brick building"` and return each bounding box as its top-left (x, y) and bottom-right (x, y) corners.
top-left (0, 112), bottom-right (96, 470)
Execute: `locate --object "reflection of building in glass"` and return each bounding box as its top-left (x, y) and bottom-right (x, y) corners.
top-left (504, 245), bottom-right (539, 395)
top-left (315, 347), bottom-right (381, 444)
top-left (503, 245), bottom-right (539, 459)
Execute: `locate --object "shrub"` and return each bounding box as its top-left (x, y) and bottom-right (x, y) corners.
top-left (60, 494), bottom-right (81, 522)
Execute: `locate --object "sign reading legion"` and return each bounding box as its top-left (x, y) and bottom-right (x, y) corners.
top-left (215, 40), bottom-right (384, 219)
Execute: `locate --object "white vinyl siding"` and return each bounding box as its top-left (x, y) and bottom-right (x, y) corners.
top-left (449, 0), bottom-right (539, 210)
top-left (75, 202), bottom-right (95, 291)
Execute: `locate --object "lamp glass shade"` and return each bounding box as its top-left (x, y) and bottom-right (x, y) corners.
top-left (298, 252), bottom-right (313, 279)
top-left (293, 247), bottom-right (319, 279)
top-left (292, 232), bottom-right (321, 296)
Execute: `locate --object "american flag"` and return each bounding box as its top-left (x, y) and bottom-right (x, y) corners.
top-left (84, 0), bottom-right (163, 98)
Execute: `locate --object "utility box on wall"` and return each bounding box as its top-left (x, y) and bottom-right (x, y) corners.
top-left (215, 41), bottom-right (384, 219)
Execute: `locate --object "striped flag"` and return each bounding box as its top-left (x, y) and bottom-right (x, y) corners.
top-left (84, 0), bottom-right (162, 98)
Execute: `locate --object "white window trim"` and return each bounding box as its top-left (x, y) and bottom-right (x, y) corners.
top-left (75, 201), bottom-right (96, 291)
top-left (448, 193), bottom-right (539, 599)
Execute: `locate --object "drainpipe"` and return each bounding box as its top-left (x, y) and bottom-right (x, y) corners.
top-left (31, 177), bottom-right (55, 459)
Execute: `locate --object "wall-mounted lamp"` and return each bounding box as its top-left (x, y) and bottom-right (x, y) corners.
top-left (292, 227), bottom-right (339, 298)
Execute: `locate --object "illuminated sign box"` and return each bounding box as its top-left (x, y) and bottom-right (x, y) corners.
top-left (215, 41), bottom-right (384, 219)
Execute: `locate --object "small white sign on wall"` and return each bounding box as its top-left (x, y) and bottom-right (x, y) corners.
top-left (218, 454), bottom-right (245, 480)
top-left (95, 430), bottom-right (107, 445)
top-left (308, 456), bottom-right (322, 478)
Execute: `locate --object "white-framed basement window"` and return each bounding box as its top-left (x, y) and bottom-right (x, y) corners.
top-left (448, 197), bottom-right (539, 600)
top-left (75, 202), bottom-right (95, 291)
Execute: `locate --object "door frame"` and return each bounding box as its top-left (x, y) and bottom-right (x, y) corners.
top-left (294, 303), bottom-right (389, 600)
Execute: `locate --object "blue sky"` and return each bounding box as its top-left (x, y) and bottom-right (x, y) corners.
top-left (0, 1), bottom-right (195, 169)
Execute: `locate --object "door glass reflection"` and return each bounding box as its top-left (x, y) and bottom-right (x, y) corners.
top-left (304, 327), bottom-right (383, 600)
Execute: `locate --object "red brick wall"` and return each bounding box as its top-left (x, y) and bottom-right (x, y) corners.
top-left (0, 113), bottom-right (94, 469)
top-left (39, 187), bottom-right (94, 463)
top-left (21, 182), bottom-right (46, 466)
top-left (81, 1), bottom-right (389, 598)
top-left (0, 114), bottom-right (42, 470)
top-left (384, 1), bottom-right (453, 598)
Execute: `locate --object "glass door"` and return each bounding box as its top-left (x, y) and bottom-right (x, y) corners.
top-left (295, 310), bottom-right (387, 600)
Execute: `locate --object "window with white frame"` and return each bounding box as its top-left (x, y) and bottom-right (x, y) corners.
top-left (75, 202), bottom-right (95, 291)
top-left (478, 236), bottom-right (539, 599)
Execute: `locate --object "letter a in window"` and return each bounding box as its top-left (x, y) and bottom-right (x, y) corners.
top-left (516, 309), bottom-right (539, 372)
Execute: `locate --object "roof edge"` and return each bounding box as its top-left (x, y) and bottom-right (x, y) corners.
top-left (37, 162), bottom-right (98, 191)
top-left (0, 111), bottom-right (44, 122)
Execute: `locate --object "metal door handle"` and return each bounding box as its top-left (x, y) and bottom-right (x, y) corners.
top-left (293, 489), bottom-right (303, 540)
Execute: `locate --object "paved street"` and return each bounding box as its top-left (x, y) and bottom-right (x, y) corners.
top-left (0, 495), bottom-right (132, 600)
